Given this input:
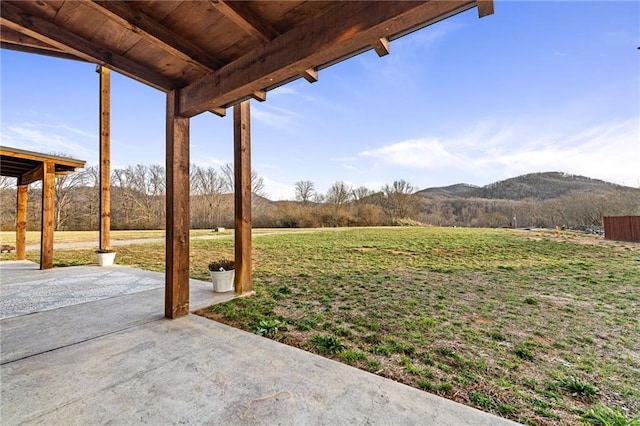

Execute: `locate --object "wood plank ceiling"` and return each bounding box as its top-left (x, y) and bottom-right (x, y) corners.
top-left (0, 1), bottom-right (493, 118)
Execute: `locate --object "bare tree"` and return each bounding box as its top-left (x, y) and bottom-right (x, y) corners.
top-left (380, 179), bottom-right (422, 222)
top-left (326, 181), bottom-right (352, 205)
top-left (191, 165), bottom-right (228, 228)
top-left (0, 176), bottom-right (16, 190)
top-left (294, 180), bottom-right (315, 204)
top-left (54, 169), bottom-right (90, 230)
top-left (220, 162), bottom-right (266, 197)
top-left (352, 185), bottom-right (374, 201)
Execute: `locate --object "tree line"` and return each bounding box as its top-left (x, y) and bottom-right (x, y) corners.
top-left (0, 165), bottom-right (638, 232)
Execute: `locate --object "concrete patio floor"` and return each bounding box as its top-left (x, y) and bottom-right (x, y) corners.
top-left (1, 261), bottom-right (519, 425)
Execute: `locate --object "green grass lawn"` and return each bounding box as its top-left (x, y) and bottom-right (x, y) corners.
top-left (4, 227), bottom-right (639, 425)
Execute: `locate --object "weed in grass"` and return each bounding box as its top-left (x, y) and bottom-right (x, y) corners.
top-left (340, 350), bottom-right (367, 364)
top-left (370, 344), bottom-right (393, 356)
top-left (311, 335), bottom-right (346, 354)
top-left (534, 407), bottom-right (559, 419)
top-left (417, 316), bottom-right (437, 329)
top-left (438, 383), bottom-right (454, 393)
top-left (420, 352), bottom-right (435, 366)
top-left (514, 342), bottom-right (535, 361)
top-left (497, 402), bottom-right (516, 415)
top-left (437, 362), bottom-right (452, 373)
top-left (363, 333), bottom-right (381, 344)
top-left (333, 326), bottom-right (352, 337)
top-left (580, 404), bottom-right (640, 426)
top-left (469, 391), bottom-right (495, 410)
top-left (386, 339), bottom-right (415, 355)
top-left (252, 318), bottom-right (287, 337)
top-left (524, 297), bottom-right (538, 305)
top-left (367, 360), bottom-right (382, 372)
top-left (557, 376), bottom-right (599, 398)
top-left (417, 379), bottom-right (435, 392)
top-left (488, 330), bottom-right (507, 341)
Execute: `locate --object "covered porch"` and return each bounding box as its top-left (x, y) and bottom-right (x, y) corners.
top-left (0, 0), bottom-right (494, 319)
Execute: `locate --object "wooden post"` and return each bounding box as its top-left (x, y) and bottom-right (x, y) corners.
top-left (40, 161), bottom-right (55, 269)
top-left (233, 100), bottom-right (252, 294)
top-left (165, 90), bottom-right (190, 319)
top-left (99, 66), bottom-right (111, 251)
top-left (16, 185), bottom-right (27, 260)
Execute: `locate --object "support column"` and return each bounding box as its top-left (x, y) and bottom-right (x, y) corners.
top-left (233, 100), bottom-right (252, 294)
top-left (40, 161), bottom-right (55, 270)
top-left (16, 185), bottom-right (27, 260)
top-left (165, 90), bottom-right (190, 319)
top-left (99, 66), bottom-right (111, 251)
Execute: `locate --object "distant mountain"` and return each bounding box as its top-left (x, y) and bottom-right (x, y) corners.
top-left (417, 172), bottom-right (635, 201)
top-left (418, 183), bottom-right (479, 197)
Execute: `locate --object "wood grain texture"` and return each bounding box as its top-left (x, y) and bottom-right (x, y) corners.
top-left (165, 90), bottom-right (191, 319)
top-left (179, 1), bottom-right (476, 116)
top-left (99, 66), bottom-right (111, 251)
top-left (234, 101), bottom-right (252, 295)
top-left (0, 1), bottom-right (174, 90)
top-left (40, 162), bottom-right (55, 270)
top-left (16, 185), bottom-right (27, 260)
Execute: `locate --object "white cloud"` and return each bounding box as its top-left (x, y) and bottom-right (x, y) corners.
top-left (1, 121), bottom-right (96, 162)
top-left (359, 138), bottom-right (461, 169)
top-left (252, 104), bottom-right (302, 129)
top-left (357, 118), bottom-right (640, 187)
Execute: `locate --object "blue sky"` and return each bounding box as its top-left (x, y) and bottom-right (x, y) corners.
top-left (1, 1), bottom-right (638, 200)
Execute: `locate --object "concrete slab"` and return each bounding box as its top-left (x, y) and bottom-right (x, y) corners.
top-left (0, 263), bottom-right (231, 320)
top-left (0, 264), bottom-right (520, 425)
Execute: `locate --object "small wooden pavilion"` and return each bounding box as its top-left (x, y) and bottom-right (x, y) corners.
top-left (0, 0), bottom-right (493, 318)
top-left (0, 146), bottom-right (85, 269)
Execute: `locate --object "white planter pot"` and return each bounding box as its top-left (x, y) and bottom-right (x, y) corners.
top-left (97, 252), bottom-right (116, 266)
top-left (210, 269), bottom-right (235, 292)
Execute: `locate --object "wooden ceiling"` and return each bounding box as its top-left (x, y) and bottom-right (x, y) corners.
top-left (0, 1), bottom-right (493, 118)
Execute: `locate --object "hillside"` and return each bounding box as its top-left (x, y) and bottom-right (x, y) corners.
top-left (417, 172), bottom-right (633, 201)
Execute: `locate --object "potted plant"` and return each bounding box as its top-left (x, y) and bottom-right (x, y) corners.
top-left (96, 248), bottom-right (116, 266)
top-left (208, 259), bottom-right (235, 292)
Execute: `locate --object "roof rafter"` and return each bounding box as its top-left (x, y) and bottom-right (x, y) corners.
top-left (372, 37), bottom-right (390, 57)
top-left (0, 1), bottom-right (174, 90)
top-left (209, 0), bottom-right (279, 44)
top-left (179, 0), bottom-right (480, 117)
top-left (87, 1), bottom-right (225, 71)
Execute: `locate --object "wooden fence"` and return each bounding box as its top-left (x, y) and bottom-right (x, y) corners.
top-left (603, 216), bottom-right (640, 243)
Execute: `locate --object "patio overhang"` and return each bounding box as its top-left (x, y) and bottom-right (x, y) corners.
top-left (0, 146), bottom-right (85, 269)
top-left (0, 0), bottom-right (494, 317)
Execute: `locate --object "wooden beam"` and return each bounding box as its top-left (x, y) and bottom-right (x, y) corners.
top-left (209, 1), bottom-right (279, 44)
top-left (0, 2), bottom-right (174, 91)
top-left (234, 100), bottom-right (252, 295)
top-left (40, 161), bottom-right (55, 270)
top-left (0, 26), bottom-right (86, 61)
top-left (251, 90), bottom-right (266, 102)
top-left (16, 185), bottom-right (27, 260)
top-left (300, 68), bottom-right (318, 83)
top-left (99, 66), bottom-right (111, 251)
top-left (477, 0), bottom-right (495, 18)
top-left (372, 37), bottom-right (390, 57)
top-left (179, 0), bottom-right (477, 117)
top-left (165, 90), bottom-right (191, 319)
top-left (18, 164), bottom-right (43, 186)
top-left (208, 107), bottom-right (227, 117)
top-left (88, 1), bottom-right (224, 71)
